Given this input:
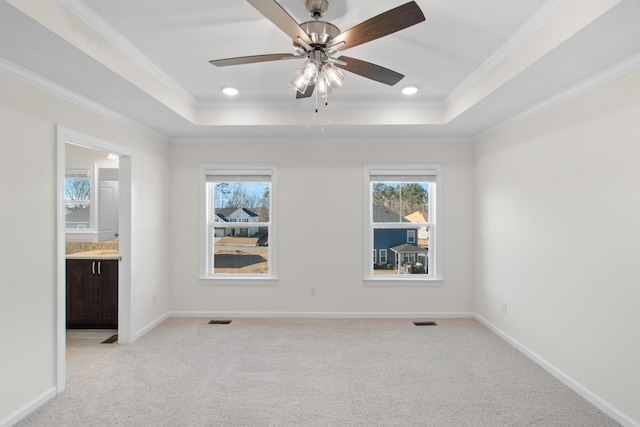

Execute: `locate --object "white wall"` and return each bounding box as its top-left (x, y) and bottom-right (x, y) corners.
top-left (0, 72), bottom-right (171, 424)
top-left (169, 139), bottom-right (475, 315)
top-left (475, 69), bottom-right (640, 425)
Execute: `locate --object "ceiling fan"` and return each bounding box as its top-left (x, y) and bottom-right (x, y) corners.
top-left (209, 0), bottom-right (425, 107)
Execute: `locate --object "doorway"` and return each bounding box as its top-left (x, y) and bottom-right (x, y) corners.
top-left (56, 126), bottom-right (133, 393)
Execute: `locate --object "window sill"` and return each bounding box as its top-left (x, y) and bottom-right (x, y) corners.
top-left (199, 276), bottom-right (278, 286)
top-left (364, 276), bottom-right (444, 287)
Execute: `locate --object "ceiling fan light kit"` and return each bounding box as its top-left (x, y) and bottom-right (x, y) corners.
top-left (209, 0), bottom-right (426, 110)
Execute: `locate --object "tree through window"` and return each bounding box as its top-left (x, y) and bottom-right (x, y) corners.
top-left (65, 169), bottom-right (92, 230)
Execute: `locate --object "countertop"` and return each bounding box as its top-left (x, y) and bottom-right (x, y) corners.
top-left (66, 250), bottom-right (120, 260)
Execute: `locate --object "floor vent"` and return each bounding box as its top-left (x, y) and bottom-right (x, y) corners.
top-left (413, 321), bottom-right (437, 326)
top-left (208, 320), bottom-right (232, 325)
top-left (101, 334), bottom-right (118, 344)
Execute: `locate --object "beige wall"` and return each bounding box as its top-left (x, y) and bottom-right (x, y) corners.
top-left (474, 69), bottom-right (640, 424)
top-left (3, 57), bottom-right (639, 425)
top-left (0, 73), bottom-right (171, 424)
top-left (169, 139), bottom-right (475, 315)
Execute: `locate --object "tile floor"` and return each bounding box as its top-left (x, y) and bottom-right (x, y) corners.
top-left (66, 329), bottom-right (118, 378)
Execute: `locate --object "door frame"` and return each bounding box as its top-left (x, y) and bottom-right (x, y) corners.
top-left (56, 126), bottom-right (133, 393)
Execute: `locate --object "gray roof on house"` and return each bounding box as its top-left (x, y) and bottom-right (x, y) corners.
top-left (390, 244), bottom-right (429, 254)
top-left (372, 205), bottom-right (408, 223)
top-left (214, 207), bottom-right (258, 222)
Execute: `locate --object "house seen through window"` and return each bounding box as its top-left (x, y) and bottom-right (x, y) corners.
top-left (202, 165), bottom-right (276, 279)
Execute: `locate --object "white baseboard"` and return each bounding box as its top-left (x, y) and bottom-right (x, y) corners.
top-left (0, 387), bottom-right (56, 427)
top-left (133, 311), bottom-right (170, 342)
top-left (170, 311), bottom-right (474, 319)
top-left (474, 314), bottom-right (638, 427)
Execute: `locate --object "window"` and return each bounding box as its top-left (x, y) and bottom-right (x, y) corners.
top-left (201, 164), bottom-right (277, 280)
top-left (379, 249), bottom-right (387, 264)
top-left (365, 164), bottom-right (442, 281)
top-left (65, 168), bottom-right (93, 230)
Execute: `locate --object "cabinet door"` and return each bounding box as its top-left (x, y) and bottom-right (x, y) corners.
top-left (66, 259), bottom-right (98, 328)
top-left (97, 260), bottom-right (118, 328)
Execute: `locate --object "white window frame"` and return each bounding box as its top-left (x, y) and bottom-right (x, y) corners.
top-left (200, 163), bottom-right (278, 282)
top-left (407, 229), bottom-right (416, 244)
top-left (364, 163), bottom-right (443, 283)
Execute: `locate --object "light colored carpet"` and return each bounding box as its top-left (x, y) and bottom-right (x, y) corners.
top-left (19, 318), bottom-right (619, 426)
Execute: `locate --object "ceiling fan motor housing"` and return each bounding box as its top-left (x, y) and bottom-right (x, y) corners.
top-left (300, 20), bottom-right (340, 46)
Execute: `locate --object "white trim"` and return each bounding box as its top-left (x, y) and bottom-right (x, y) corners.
top-left (117, 154), bottom-right (133, 344)
top-left (364, 163), bottom-right (443, 281)
top-left (474, 314), bottom-right (639, 427)
top-left (56, 136), bottom-right (67, 391)
top-left (170, 136), bottom-right (475, 145)
top-left (477, 52), bottom-right (640, 139)
top-left (58, 0), bottom-right (196, 107)
top-left (56, 126), bottom-right (134, 394)
top-left (200, 163), bottom-right (278, 281)
top-left (364, 278), bottom-right (444, 286)
top-left (198, 277), bottom-right (278, 285)
top-left (445, 0), bottom-right (572, 107)
top-left (0, 58), bottom-right (166, 140)
top-left (133, 311), bottom-right (171, 342)
top-left (0, 387), bottom-right (56, 427)
top-left (170, 311), bottom-right (474, 319)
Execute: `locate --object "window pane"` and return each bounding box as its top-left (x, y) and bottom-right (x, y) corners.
top-left (213, 230), bottom-right (269, 274)
top-left (373, 226), bottom-right (430, 275)
top-left (371, 182), bottom-right (429, 222)
top-left (214, 182), bottom-right (270, 217)
top-left (65, 203), bottom-right (91, 229)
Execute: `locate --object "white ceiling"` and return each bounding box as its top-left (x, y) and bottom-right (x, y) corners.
top-left (1, 0), bottom-right (639, 140)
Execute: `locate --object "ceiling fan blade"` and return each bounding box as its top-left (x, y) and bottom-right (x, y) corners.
top-left (247, 0), bottom-right (313, 46)
top-left (210, 53), bottom-right (297, 67)
top-left (330, 1), bottom-right (425, 51)
top-left (296, 84), bottom-right (315, 99)
top-left (335, 56), bottom-right (404, 86)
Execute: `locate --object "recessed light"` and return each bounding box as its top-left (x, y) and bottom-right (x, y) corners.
top-left (222, 87), bottom-right (239, 96)
top-left (106, 153), bottom-right (119, 161)
top-left (402, 85), bottom-right (419, 95)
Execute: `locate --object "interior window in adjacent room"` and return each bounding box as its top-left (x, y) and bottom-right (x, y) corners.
top-left (365, 164), bottom-right (442, 282)
top-left (201, 164), bottom-right (277, 281)
top-left (65, 168), bottom-right (93, 230)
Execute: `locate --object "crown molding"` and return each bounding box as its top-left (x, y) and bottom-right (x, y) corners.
top-left (445, 0), bottom-right (573, 107)
top-left (476, 52), bottom-right (640, 139)
top-left (57, 0), bottom-right (197, 107)
top-left (196, 98), bottom-right (444, 110)
top-left (0, 57), bottom-right (167, 140)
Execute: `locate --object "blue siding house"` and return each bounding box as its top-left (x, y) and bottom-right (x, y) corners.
top-left (372, 205), bottom-right (426, 271)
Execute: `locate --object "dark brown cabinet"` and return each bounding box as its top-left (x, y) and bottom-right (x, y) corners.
top-left (66, 259), bottom-right (118, 329)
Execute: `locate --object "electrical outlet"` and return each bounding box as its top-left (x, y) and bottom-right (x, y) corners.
top-left (501, 302), bottom-right (507, 314)
top-left (310, 287), bottom-right (317, 296)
